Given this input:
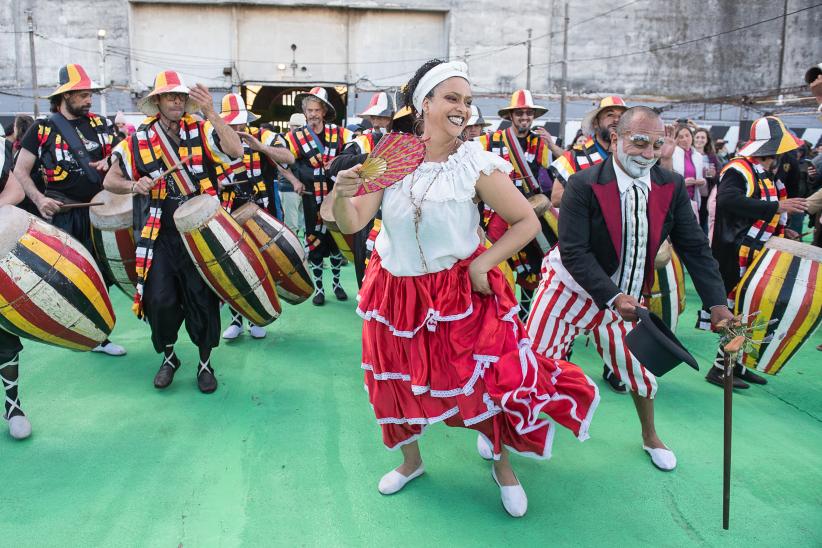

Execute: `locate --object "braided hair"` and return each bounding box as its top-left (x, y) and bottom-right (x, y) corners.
top-left (402, 59), bottom-right (446, 118)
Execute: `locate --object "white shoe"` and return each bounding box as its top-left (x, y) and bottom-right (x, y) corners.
top-left (378, 463), bottom-right (425, 495)
top-left (92, 341), bottom-right (127, 356)
top-left (491, 465), bottom-right (528, 517)
top-left (477, 434), bottom-right (493, 460)
top-left (222, 324), bottom-right (242, 340)
top-left (643, 445), bottom-right (677, 471)
top-left (249, 325), bottom-right (267, 339)
top-left (7, 415), bottom-right (32, 440)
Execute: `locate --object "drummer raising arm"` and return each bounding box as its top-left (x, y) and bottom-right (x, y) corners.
top-left (104, 70), bottom-right (241, 395)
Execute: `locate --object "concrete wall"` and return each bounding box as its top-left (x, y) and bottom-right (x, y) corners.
top-left (1, 0), bottom-right (820, 109)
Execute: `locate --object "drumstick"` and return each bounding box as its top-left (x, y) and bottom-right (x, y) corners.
top-left (59, 202), bottom-right (105, 210)
top-left (130, 157), bottom-right (192, 194)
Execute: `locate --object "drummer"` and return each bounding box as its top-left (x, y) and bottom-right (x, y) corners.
top-left (13, 64), bottom-right (126, 357)
top-left (706, 116), bottom-right (808, 389)
top-left (0, 146), bottom-right (32, 440)
top-left (217, 93), bottom-right (294, 341)
top-left (327, 91), bottom-right (395, 287)
top-left (104, 70), bottom-right (242, 394)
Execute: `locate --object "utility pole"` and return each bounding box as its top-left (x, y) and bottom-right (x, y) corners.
top-left (26, 10), bottom-right (39, 117)
top-left (526, 28), bottom-right (532, 89)
top-left (775, 0), bottom-right (788, 105)
top-left (559, 2), bottom-right (569, 145)
top-left (97, 29), bottom-right (107, 117)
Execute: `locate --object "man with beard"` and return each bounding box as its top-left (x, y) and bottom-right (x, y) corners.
top-left (550, 96), bottom-right (627, 207)
top-left (14, 64), bottom-right (126, 357)
top-left (218, 93), bottom-right (295, 341)
top-left (327, 91), bottom-right (394, 287)
top-left (284, 87), bottom-right (353, 305)
top-left (526, 107), bottom-right (732, 471)
top-left (478, 89), bottom-right (563, 320)
top-left (104, 70), bottom-right (242, 394)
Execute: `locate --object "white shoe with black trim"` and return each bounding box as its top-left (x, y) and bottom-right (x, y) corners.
top-left (222, 324), bottom-right (242, 340)
top-left (92, 341), bottom-right (127, 356)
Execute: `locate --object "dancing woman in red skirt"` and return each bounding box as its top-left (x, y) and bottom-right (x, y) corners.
top-left (332, 60), bottom-right (600, 517)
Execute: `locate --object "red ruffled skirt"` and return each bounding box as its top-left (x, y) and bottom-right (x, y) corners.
top-left (357, 246), bottom-right (600, 459)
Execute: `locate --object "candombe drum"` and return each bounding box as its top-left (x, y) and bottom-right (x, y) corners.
top-left (0, 204), bottom-right (115, 350)
top-left (231, 202), bottom-right (314, 305)
top-left (643, 241), bottom-right (686, 331)
top-left (173, 194), bottom-right (281, 326)
top-left (320, 189), bottom-right (356, 261)
top-left (89, 190), bottom-right (138, 297)
top-left (734, 237), bottom-right (822, 375)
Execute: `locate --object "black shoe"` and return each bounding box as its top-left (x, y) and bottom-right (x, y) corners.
top-left (197, 363), bottom-right (218, 394)
top-left (705, 366), bottom-right (749, 389)
top-left (154, 354), bottom-right (180, 389)
top-left (735, 365), bottom-right (767, 385)
top-left (334, 286), bottom-right (348, 301)
top-left (602, 365), bottom-right (627, 394)
top-left (312, 292), bottom-right (325, 306)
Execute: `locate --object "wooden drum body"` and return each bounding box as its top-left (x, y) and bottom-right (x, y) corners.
top-left (734, 237), bottom-right (822, 375)
top-left (173, 195), bottom-right (281, 326)
top-left (89, 190), bottom-right (138, 297)
top-left (0, 205), bottom-right (115, 350)
top-left (232, 202), bottom-right (314, 305)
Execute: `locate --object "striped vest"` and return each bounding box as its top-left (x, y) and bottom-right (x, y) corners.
top-left (549, 137), bottom-right (607, 185)
top-left (33, 113), bottom-right (113, 185)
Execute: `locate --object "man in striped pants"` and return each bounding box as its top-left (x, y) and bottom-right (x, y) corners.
top-left (526, 107), bottom-right (732, 471)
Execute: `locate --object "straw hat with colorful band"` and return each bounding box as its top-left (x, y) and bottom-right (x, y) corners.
top-left (359, 92), bottom-right (394, 118)
top-left (220, 93), bottom-right (258, 125)
top-left (581, 95), bottom-right (628, 135)
top-left (139, 70), bottom-right (197, 116)
top-left (49, 64), bottom-right (103, 97)
top-left (737, 116), bottom-right (804, 158)
top-left (497, 89), bottom-right (548, 119)
top-left (467, 105), bottom-right (491, 127)
top-left (294, 87), bottom-right (336, 121)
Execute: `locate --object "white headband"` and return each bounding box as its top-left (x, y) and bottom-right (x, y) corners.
top-left (412, 61), bottom-right (471, 112)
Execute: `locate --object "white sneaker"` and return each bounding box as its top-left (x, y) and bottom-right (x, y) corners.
top-left (92, 341), bottom-right (127, 356)
top-left (477, 434), bottom-right (493, 460)
top-left (7, 415), bottom-right (32, 440)
top-left (222, 324), bottom-right (242, 340)
top-left (249, 325), bottom-right (267, 339)
top-left (643, 445), bottom-right (677, 471)
top-left (378, 463), bottom-right (425, 495)
top-left (491, 465), bottom-right (528, 517)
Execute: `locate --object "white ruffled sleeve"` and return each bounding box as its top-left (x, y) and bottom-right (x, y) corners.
top-left (414, 141), bottom-right (514, 203)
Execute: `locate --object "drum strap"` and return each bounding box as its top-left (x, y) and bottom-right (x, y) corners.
top-left (0, 354), bottom-right (22, 419)
top-left (504, 127), bottom-right (538, 194)
top-left (155, 125), bottom-right (199, 196)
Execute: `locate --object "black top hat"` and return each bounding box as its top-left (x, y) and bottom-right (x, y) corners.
top-left (625, 308), bottom-right (699, 377)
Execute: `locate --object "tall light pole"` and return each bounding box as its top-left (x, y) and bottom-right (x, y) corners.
top-left (97, 28), bottom-right (107, 117)
top-left (27, 10), bottom-right (39, 116)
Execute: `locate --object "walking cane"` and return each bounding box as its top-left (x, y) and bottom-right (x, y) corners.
top-left (722, 334), bottom-right (745, 530)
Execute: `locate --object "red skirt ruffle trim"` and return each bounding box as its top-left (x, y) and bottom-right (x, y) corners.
top-left (356, 247), bottom-right (600, 460)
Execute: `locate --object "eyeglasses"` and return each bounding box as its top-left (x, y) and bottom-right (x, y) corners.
top-left (162, 92), bottom-right (188, 103)
top-left (512, 109), bottom-right (535, 117)
top-left (621, 132), bottom-right (665, 149)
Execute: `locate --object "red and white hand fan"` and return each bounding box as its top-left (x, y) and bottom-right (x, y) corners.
top-left (354, 133), bottom-right (425, 196)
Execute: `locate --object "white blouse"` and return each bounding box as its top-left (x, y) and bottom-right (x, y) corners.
top-left (375, 141), bottom-right (512, 276)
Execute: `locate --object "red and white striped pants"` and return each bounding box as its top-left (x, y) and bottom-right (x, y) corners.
top-left (526, 267), bottom-right (659, 399)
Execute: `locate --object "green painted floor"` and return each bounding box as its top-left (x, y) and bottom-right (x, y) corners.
top-left (2, 264), bottom-right (821, 547)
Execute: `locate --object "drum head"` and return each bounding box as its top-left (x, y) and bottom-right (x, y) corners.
top-left (527, 194), bottom-right (550, 217)
top-left (173, 194), bottom-right (220, 233)
top-left (89, 190), bottom-right (134, 230)
top-left (0, 205), bottom-right (33, 258)
top-left (765, 237), bottom-right (822, 262)
top-left (654, 240), bottom-right (673, 269)
top-left (231, 201), bottom-right (261, 226)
